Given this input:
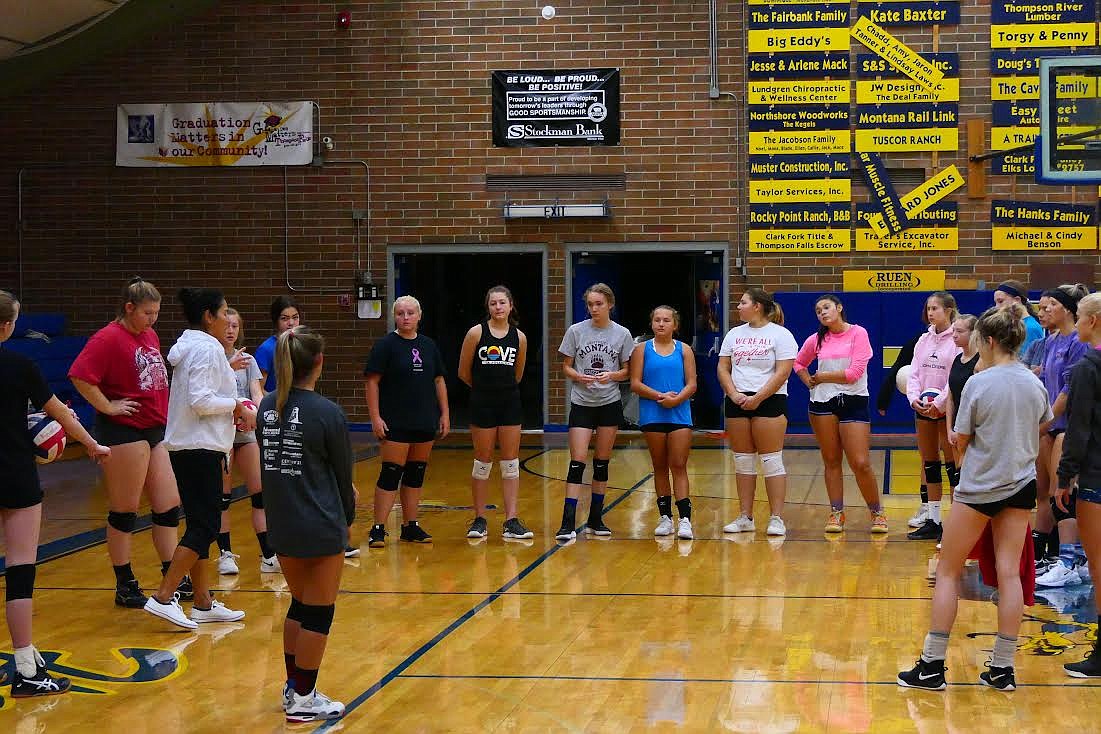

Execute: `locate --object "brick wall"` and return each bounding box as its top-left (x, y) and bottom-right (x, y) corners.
top-left (0, 1), bottom-right (1096, 422)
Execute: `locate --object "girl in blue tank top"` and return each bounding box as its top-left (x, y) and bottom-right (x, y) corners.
top-left (629, 305), bottom-right (697, 540)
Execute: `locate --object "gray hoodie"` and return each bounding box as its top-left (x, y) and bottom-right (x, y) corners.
top-left (163, 329), bottom-right (238, 454)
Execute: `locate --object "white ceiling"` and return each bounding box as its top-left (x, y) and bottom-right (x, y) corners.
top-left (0, 0), bottom-right (127, 60)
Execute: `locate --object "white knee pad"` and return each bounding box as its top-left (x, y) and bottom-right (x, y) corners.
top-left (760, 451), bottom-right (786, 478)
top-left (471, 459), bottom-right (493, 480)
top-left (499, 458), bottom-right (520, 479)
top-left (733, 452), bottom-right (758, 475)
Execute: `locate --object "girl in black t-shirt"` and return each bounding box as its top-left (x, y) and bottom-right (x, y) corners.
top-left (458, 286), bottom-right (531, 541)
top-left (945, 314), bottom-right (979, 450)
top-left (0, 290), bottom-right (110, 698)
top-left (364, 296), bottom-right (449, 548)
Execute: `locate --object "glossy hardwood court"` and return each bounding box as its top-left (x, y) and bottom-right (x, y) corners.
top-left (2, 435), bottom-right (1099, 732)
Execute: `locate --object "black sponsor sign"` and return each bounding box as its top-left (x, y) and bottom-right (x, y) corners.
top-left (492, 69), bottom-right (620, 147)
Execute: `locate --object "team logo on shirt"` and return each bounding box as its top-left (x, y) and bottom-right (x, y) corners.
top-left (411, 348), bottom-right (424, 372)
top-left (134, 347), bottom-right (169, 391)
top-left (263, 410), bottom-right (279, 423)
top-left (287, 407), bottom-right (301, 424)
top-left (478, 345), bottom-right (517, 366)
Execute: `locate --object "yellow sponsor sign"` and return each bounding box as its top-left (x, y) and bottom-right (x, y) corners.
top-left (992, 227), bottom-right (1098, 250)
top-left (856, 78), bottom-right (959, 104)
top-left (843, 270), bottom-right (946, 292)
top-left (748, 0), bottom-right (837, 4)
top-left (992, 125), bottom-right (1095, 150)
top-left (866, 165), bottom-right (964, 238)
top-left (855, 128), bottom-right (959, 152)
top-left (749, 228), bottom-right (852, 251)
top-left (850, 17), bottom-right (944, 89)
top-left (749, 130), bottom-right (850, 155)
top-left (990, 23), bottom-right (1097, 49)
top-left (749, 80), bottom-right (851, 105)
top-left (990, 75), bottom-right (1097, 100)
top-left (855, 227), bottom-right (959, 251)
top-left (749, 179), bottom-right (852, 204)
top-left (883, 346), bottom-right (902, 367)
top-left (748, 27), bottom-right (851, 53)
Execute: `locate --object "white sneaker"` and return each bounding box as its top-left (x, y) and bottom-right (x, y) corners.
top-left (282, 681), bottom-right (293, 711)
top-left (1077, 561), bottom-right (1091, 584)
top-left (654, 515), bottom-right (674, 536)
top-left (766, 516), bottom-right (787, 537)
top-left (908, 504), bottom-right (929, 528)
top-left (723, 514), bottom-right (755, 533)
top-left (285, 689), bottom-right (345, 723)
top-left (217, 550), bottom-right (240, 575)
top-left (677, 517), bottom-right (694, 540)
top-left (190, 599), bottom-right (246, 623)
top-left (144, 593), bottom-right (198, 630)
top-left (260, 555), bottom-right (282, 574)
top-left (1036, 562), bottom-right (1083, 588)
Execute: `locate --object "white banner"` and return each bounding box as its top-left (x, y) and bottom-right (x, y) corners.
top-left (116, 101), bottom-right (313, 167)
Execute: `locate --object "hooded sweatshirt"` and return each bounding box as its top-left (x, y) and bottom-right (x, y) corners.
top-left (906, 324), bottom-right (961, 412)
top-left (1057, 349), bottom-right (1101, 491)
top-left (163, 329), bottom-right (238, 455)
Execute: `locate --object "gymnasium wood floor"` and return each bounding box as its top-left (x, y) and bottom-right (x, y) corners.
top-left (1, 434), bottom-right (1099, 732)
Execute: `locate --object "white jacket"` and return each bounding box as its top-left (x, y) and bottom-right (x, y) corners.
top-left (163, 329), bottom-right (237, 454)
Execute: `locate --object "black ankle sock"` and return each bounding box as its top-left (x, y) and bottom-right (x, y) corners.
top-left (113, 563), bottom-right (135, 584)
top-left (284, 653), bottom-right (296, 680)
top-left (1048, 529), bottom-right (1061, 559)
top-left (588, 492), bottom-right (606, 523)
top-left (160, 561), bottom-right (171, 577)
top-left (657, 495), bottom-right (673, 517)
top-left (561, 504), bottom-right (576, 528)
top-left (919, 483), bottom-right (928, 504)
top-left (257, 531), bottom-right (273, 558)
top-left (293, 666), bottom-right (319, 696)
top-left (217, 532), bottom-right (232, 552)
top-left (676, 497), bottom-right (692, 520)
top-left (1033, 531), bottom-right (1047, 560)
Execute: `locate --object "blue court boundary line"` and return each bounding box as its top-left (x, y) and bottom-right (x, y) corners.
top-left (395, 673), bottom-right (1101, 689)
top-left (314, 470), bottom-right (654, 732)
top-left (883, 447), bottom-right (892, 495)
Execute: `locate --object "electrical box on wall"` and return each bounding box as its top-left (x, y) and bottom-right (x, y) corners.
top-left (356, 274), bottom-right (381, 319)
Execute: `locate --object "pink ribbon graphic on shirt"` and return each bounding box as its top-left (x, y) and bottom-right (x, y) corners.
top-left (411, 349), bottom-right (423, 365)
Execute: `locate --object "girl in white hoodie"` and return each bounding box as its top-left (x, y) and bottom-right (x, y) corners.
top-left (144, 289), bottom-right (255, 630)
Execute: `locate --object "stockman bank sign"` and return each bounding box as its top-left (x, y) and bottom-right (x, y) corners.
top-left (492, 69), bottom-right (621, 147)
top-left (843, 270), bottom-right (946, 291)
top-left (116, 102), bottom-right (313, 167)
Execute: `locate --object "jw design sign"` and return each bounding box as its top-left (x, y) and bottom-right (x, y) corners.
top-left (492, 69), bottom-right (620, 147)
top-left (116, 101), bottom-right (313, 167)
top-left (855, 53), bottom-right (960, 152)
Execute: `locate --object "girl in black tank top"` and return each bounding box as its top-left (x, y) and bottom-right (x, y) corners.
top-left (458, 286), bottom-right (531, 541)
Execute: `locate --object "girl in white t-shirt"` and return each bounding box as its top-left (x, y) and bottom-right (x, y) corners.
top-left (717, 288), bottom-right (797, 537)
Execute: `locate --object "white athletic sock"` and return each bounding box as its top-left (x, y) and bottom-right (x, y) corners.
top-left (14, 645), bottom-right (37, 677)
top-left (929, 501), bottom-right (942, 524)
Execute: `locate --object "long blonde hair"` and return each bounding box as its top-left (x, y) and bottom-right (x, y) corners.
top-left (116, 277), bottom-right (161, 321)
top-left (274, 326), bottom-right (325, 416)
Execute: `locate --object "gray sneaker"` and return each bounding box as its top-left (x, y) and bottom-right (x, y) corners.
top-left (503, 517), bottom-right (534, 539)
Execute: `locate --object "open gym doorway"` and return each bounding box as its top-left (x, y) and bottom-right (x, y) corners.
top-left (567, 244), bottom-right (728, 429)
top-left (391, 247), bottom-right (545, 429)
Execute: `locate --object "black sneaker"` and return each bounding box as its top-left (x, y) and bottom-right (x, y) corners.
top-left (467, 516), bottom-right (488, 539)
top-left (1064, 651), bottom-right (1101, 678)
top-left (114, 579), bottom-right (147, 608)
top-left (979, 665), bottom-right (1016, 691)
top-left (368, 524), bottom-right (387, 548)
top-left (907, 519), bottom-right (943, 541)
top-left (11, 665), bottom-right (71, 698)
top-left (555, 523), bottom-right (576, 542)
top-left (344, 544), bottom-right (361, 558)
top-left (503, 518), bottom-right (534, 539)
top-left (176, 575), bottom-right (194, 601)
top-left (399, 521), bottom-right (432, 543)
top-left (585, 519), bottom-right (612, 536)
top-left (897, 658), bottom-right (947, 690)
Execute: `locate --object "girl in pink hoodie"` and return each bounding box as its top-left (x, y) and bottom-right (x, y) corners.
top-left (906, 292), bottom-right (963, 540)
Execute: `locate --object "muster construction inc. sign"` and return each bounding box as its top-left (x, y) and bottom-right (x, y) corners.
top-left (492, 69), bottom-right (620, 147)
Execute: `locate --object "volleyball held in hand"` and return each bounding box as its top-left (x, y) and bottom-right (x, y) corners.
top-left (27, 412), bottom-right (67, 464)
top-left (918, 387), bottom-right (942, 406)
top-left (236, 399), bottom-right (258, 431)
top-left (895, 364), bottom-right (911, 394)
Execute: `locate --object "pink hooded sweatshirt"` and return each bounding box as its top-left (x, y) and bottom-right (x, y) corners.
top-left (906, 324), bottom-right (961, 412)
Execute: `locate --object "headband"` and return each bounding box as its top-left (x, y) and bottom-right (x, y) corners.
top-left (995, 283), bottom-right (1021, 299)
top-left (1043, 288), bottom-right (1079, 316)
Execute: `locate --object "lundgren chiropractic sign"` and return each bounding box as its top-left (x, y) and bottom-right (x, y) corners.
top-left (492, 69), bottom-right (620, 147)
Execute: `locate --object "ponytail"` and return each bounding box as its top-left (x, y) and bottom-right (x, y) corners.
top-left (274, 326), bottom-right (325, 417)
top-left (745, 287), bottom-right (784, 326)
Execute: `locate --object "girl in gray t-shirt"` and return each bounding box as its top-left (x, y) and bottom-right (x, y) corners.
top-left (555, 283), bottom-right (634, 541)
top-left (899, 303), bottom-right (1051, 693)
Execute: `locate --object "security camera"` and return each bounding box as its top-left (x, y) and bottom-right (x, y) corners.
top-left (322, 136), bottom-right (335, 151)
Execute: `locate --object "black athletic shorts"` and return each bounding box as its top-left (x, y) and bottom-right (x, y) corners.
top-left (1047, 428), bottom-right (1066, 439)
top-left (915, 412), bottom-right (946, 423)
top-left (470, 390), bottom-right (523, 429)
top-left (1, 472), bottom-right (43, 510)
top-left (725, 393), bottom-right (787, 420)
top-left (385, 427), bottom-right (436, 444)
top-left (809, 394), bottom-right (870, 423)
top-left (95, 414), bottom-right (165, 448)
top-left (569, 401), bottom-right (623, 429)
top-left (961, 479), bottom-right (1037, 518)
top-left (641, 422), bottom-right (691, 434)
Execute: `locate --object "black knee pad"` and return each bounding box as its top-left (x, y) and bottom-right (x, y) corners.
top-left (566, 460), bottom-right (586, 485)
top-left (1051, 493), bottom-right (1078, 523)
top-left (287, 597), bottom-right (304, 623)
top-left (944, 462), bottom-right (960, 487)
top-left (402, 461), bottom-right (428, 489)
top-left (5, 563), bottom-right (36, 601)
top-left (151, 506), bottom-right (181, 528)
top-left (299, 603), bottom-right (336, 635)
top-left (592, 459), bottom-right (610, 483)
top-left (377, 461), bottom-right (404, 491)
top-left (221, 494), bottom-right (232, 513)
top-left (107, 511), bottom-right (137, 533)
top-left (923, 461), bottom-right (943, 485)
top-left (250, 493), bottom-right (265, 510)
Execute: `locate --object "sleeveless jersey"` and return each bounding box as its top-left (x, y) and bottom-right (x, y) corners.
top-left (638, 340), bottom-right (692, 426)
top-left (471, 322), bottom-right (520, 393)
